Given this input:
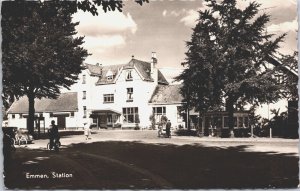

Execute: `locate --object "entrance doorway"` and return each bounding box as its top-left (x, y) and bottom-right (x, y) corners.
top-left (57, 116), bottom-right (66, 129)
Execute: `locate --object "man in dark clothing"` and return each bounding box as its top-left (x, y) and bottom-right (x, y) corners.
top-left (166, 120), bottom-right (171, 138)
top-left (49, 120), bottom-right (59, 150)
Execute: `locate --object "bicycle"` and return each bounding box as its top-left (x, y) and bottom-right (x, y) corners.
top-left (47, 139), bottom-right (61, 151)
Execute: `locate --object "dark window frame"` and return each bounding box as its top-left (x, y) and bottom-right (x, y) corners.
top-left (83, 91), bottom-right (86, 100)
top-left (123, 107), bottom-right (139, 123)
top-left (127, 88), bottom-right (133, 102)
top-left (103, 94), bottom-right (114, 103)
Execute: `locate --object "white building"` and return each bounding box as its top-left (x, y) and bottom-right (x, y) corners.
top-left (6, 53), bottom-right (296, 136)
top-left (6, 53), bottom-right (187, 130)
top-left (7, 92), bottom-right (78, 131)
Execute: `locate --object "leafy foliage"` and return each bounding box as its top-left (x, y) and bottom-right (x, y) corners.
top-left (275, 51), bottom-right (298, 100)
top-left (2, 0), bottom-right (148, 135)
top-left (176, 0), bottom-right (286, 131)
top-left (160, 115), bottom-right (168, 125)
top-left (77, 0), bottom-right (149, 15)
top-left (2, 1), bottom-right (89, 134)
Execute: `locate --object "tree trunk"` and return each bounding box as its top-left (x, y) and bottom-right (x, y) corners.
top-left (226, 97), bottom-right (235, 137)
top-left (186, 109), bottom-right (190, 131)
top-left (27, 93), bottom-right (35, 136)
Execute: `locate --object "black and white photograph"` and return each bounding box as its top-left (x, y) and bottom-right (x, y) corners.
top-left (1, 0), bottom-right (299, 189)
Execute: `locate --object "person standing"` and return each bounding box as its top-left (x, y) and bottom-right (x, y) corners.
top-left (49, 120), bottom-right (59, 150)
top-left (166, 120), bottom-right (171, 138)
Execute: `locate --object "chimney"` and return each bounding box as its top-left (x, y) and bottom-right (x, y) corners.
top-left (151, 52), bottom-right (157, 75)
top-left (150, 52), bottom-right (158, 84)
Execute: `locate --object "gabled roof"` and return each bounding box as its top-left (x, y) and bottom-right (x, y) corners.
top-left (85, 58), bottom-right (169, 85)
top-left (85, 64), bottom-right (103, 76)
top-left (7, 92), bottom-right (78, 114)
top-left (149, 84), bottom-right (184, 104)
top-left (96, 64), bottom-right (125, 85)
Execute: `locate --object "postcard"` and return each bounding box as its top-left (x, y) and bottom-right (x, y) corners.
top-left (1, 0), bottom-right (298, 190)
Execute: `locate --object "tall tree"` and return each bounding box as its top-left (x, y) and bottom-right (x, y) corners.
top-left (2, 1), bottom-right (89, 135)
top-left (176, 0), bottom-right (285, 135)
top-left (2, 0), bottom-right (148, 136)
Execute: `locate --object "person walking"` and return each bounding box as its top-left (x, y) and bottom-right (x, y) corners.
top-left (166, 120), bottom-right (171, 138)
top-left (84, 122), bottom-right (91, 140)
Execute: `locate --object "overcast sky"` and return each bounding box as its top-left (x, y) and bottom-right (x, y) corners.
top-left (72, 0), bottom-right (297, 79)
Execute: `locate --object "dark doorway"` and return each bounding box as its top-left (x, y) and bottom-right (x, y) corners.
top-left (57, 116), bottom-right (66, 129)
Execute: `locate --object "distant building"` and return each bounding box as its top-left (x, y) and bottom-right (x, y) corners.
top-left (7, 92), bottom-right (78, 131)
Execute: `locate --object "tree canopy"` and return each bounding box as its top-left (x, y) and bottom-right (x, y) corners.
top-left (2, 1), bottom-right (89, 134)
top-left (2, 0), bottom-right (148, 135)
top-left (276, 51), bottom-right (298, 101)
top-left (77, 0), bottom-right (148, 15)
top-left (176, 0), bottom-right (286, 132)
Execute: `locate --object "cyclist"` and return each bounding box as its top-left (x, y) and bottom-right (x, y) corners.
top-left (48, 120), bottom-right (60, 150)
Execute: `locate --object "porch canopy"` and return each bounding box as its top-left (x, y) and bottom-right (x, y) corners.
top-left (90, 109), bottom-right (121, 117)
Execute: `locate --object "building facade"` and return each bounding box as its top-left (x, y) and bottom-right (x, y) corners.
top-left (7, 92), bottom-right (79, 131)
top-left (6, 53), bottom-right (187, 130)
top-left (6, 53), bottom-right (296, 137)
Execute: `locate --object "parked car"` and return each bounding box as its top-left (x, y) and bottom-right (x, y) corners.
top-left (2, 127), bottom-right (34, 145)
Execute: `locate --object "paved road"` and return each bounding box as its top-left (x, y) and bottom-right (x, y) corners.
top-left (4, 130), bottom-right (299, 189)
top-left (27, 130), bottom-right (299, 155)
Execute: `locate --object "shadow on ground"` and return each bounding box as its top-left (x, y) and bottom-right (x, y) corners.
top-left (4, 141), bottom-right (299, 189)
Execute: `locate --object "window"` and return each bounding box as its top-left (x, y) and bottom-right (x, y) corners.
top-left (19, 114), bottom-right (23, 119)
top-left (127, 88), bottom-right (133, 102)
top-left (244, 117), bottom-right (249, 127)
top-left (70, 112), bottom-right (74, 118)
top-left (106, 70), bottom-right (113, 81)
top-left (83, 106), bottom-right (87, 118)
top-left (224, 116), bottom-right (228, 128)
top-left (275, 73), bottom-right (285, 84)
top-left (153, 107), bottom-right (166, 122)
top-left (126, 70), bottom-right (133, 81)
top-left (213, 116), bottom-right (222, 128)
top-left (93, 118), bottom-right (97, 124)
top-left (234, 117), bottom-right (237, 127)
top-left (107, 115), bottom-right (112, 124)
top-left (238, 117), bottom-right (243, 128)
top-left (123, 107), bottom-right (139, 123)
top-left (82, 74), bottom-right (86, 84)
top-left (83, 91), bottom-right (86, 100)
top-left (12, 114), bottom-right (15, 119)
top-left (103, 94), bottom-right (114, 103)
top-left (177, 106), bottom-right (183, 122)
top-left (50, 113), bottom-right (53, 117)
top-left (107, 75), bottom-right (113, 80)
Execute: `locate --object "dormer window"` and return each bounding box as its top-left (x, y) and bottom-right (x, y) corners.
top-left (106, 69), bottom-right (114, 81)
top-left (126, 70), bottom-right (133, 81)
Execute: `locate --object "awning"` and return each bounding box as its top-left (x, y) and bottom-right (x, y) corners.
top-left (22, 114), bottom-right (39, 118)
top-left (90, 109), bottom-right (121, 117)
top-left (52, 113), bottom-right (69, 117)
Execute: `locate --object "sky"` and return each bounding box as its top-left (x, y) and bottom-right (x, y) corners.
top-left (72, 0), bottom-right (298, 81)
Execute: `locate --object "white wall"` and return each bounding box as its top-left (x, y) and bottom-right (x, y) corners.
top-left (8, 114), bottom-right (27, 129)
top-left (87, 67), bottom-right (158, 128)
